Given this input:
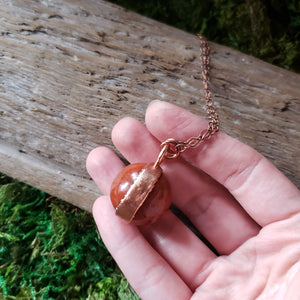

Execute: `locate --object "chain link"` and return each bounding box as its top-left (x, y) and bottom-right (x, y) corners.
top-left (159, 35), bottom-right (219, 161)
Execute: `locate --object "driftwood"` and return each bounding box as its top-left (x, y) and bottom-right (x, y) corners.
top-left (0, 0), bottom-right (299, 212)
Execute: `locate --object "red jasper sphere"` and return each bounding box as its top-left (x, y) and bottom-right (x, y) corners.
top-left (110, 163), bottom-right (171, 226)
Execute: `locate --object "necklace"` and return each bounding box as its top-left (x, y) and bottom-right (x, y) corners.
top-left (110, 35), bottom-right (219, 226)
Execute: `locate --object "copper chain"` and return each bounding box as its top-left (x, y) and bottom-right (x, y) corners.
top-left (158, 35), bottom-right (219, 162)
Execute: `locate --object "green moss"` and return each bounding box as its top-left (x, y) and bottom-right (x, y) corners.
top-left (0, 176), bottom-right (139, 299)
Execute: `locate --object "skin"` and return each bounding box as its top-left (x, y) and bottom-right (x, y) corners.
top-left (86, 101), bottom-right (300, 300)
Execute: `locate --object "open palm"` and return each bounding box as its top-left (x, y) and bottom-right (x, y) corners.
top-left (87, 101), bottom-right (300, 299)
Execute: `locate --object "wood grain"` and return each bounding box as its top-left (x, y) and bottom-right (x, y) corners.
top-left (0, 0), bottom-right (299, 212)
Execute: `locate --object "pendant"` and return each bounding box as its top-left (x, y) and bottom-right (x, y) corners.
top-left (109, 36), bottom-right (219, 225)
top-left (110, 140), bottom-right (177, 225)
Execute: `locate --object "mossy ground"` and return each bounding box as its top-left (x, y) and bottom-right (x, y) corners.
top-left (1, 1), bottom-right (299, 299)
top-left (0, 174), bottom-right (139, 299)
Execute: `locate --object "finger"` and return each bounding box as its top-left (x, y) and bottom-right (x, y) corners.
top-left (140, 211), bottom-right (216, 290)
top-left (86, 146), bottom-right (124, 195)
top-left (93, 196), bottom-right (192, 299)
top-left (112, 117), bottom-right (260, 254)
top-left (145, 101), bottom-right (300, 226)
top-left (87, 145), bottom-right (217, 289)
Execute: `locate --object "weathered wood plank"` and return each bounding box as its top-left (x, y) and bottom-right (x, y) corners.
top-left (0, 0), bottom-right (299, 212)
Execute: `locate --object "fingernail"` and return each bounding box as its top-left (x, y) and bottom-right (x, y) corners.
top-left (147, 99), bottom-right (162, 109)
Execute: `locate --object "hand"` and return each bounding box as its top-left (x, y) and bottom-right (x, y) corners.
top-left (86, 101), bottom-right (300, 300)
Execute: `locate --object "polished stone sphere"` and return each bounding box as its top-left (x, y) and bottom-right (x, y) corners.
top-left (110, 163), bottom-right (171, 226)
